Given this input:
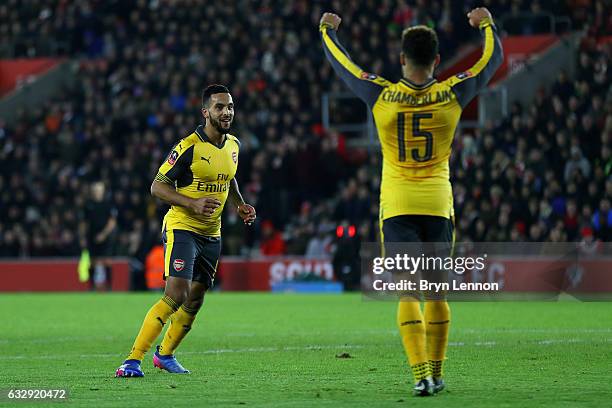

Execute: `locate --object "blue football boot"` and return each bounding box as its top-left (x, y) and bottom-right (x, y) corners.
top-left (153, 346), bottom-right (190, 374)
top-left (115, 359), bottom-right (144, 377)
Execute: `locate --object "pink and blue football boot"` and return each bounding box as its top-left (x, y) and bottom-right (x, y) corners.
top-left (115, 359), bottom-right (144, 377)
top-left (153, 346), bottom-right (190, 374)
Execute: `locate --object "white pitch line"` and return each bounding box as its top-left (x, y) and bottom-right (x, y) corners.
top-left (473, 341), bottom-right (497, 346)
top-left (537, 338), bottom-right (584, 345)
top-left (460, 328), bottom-right (612, 334)
top-left (5, 327), bottom-right (612, 345)
top-left (5, 338), bottom-right (611, 361)
top-left (4, 344), bottom-right (367, 361)
top-left (0, 335), bottom-right (118, 344)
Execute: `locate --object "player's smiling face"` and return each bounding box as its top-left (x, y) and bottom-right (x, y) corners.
top-left (203, 93), bottom-right (234, 134)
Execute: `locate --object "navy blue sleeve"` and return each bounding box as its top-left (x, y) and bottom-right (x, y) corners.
top-left (447, 23), bottom-right (504, 109)
top-left (320, 25), bottom-right (389, 108)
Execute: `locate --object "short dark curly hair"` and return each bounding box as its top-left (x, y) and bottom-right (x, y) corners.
top-left (202, 84), bottom-right (230, 108)
top-left (401, 26), bottom-right (439, 68)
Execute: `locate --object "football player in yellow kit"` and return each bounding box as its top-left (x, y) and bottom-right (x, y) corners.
top-left (321, 8), bottom-right (503, 396)
top-left (116, 84), bottom-right (256, 377)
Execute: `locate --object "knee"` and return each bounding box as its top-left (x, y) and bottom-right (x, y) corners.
top-left (164, 286), bottom-right (190, 306)
top-left (170, 292), bottom-right (188, 307)
top-left (183, 298), bottom-right (203, 314)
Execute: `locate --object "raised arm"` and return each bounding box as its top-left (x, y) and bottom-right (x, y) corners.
top-left (320, 12), bottom-right (389, 109)
top-left (447, 8), bottom-right (504, 109)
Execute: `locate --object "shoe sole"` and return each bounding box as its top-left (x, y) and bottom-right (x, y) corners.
top-left (413, 387), bottom-right (435, 397)
top-left (115, 370), bottom-right (144, 378)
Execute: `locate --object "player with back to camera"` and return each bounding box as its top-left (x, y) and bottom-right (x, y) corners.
top-left (320, 8), bottom-right (503, 396)
top-left (116, 84), bottom-right (256, 377)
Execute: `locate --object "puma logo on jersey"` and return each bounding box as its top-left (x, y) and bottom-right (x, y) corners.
top-left (201, 156), bottom-right (211, 164)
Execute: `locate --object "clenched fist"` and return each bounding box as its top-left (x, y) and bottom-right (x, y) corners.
top-left (320, 12), bottom-right (341, 31)
top-left (237, 203), bottom-right (256, 226)
top-left (467, 7), bottom-right (493, 28)
top-left (189, 197), bottom-right (221, 216)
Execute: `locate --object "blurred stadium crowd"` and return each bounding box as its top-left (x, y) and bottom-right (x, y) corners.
top-left (0, 0), bottom-right (610, 261)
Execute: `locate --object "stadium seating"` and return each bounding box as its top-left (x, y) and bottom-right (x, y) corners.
top-left (0, 0), bottom-right (609, 261)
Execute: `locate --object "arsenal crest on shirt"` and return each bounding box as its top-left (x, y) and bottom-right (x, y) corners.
top-left (232, 151), bottom-right (238, 164)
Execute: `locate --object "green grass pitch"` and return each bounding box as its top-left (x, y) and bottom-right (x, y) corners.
top-left (2, 293), bottom-right (611, 407)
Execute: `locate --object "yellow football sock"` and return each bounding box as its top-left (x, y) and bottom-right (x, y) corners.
top-left (397, 299), bottom-right (430, 383)
top-left (158, 305), bottom-right (198, 356)
top-left (126, 295), bottom-right (179, 361)
top-left (424, 300), bottom-right (450, 378)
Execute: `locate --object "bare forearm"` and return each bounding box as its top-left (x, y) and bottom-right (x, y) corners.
top-left (100, 217), bottom-right (116, 237)
top-left (151, 180), bottom-right (194, 209)
top-left (228, 178), bottom-right (246, 208)
top-left (231, 179), bottom-right (256, 225)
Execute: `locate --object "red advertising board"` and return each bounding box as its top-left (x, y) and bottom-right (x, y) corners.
top-left (0, 256), bottom-right (609, 294)
top-left (219, 256), bottom-right (612, 293)
top-left (0, 259), bottom-right (130, 291)
top-left (0, 58), bottom-right (62, 96)
top-left (218, 258), bottom-right (334, 291)
top-left (471, 258), bottom-right (612, 293)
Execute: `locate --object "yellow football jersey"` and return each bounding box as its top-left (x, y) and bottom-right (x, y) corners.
top-left (155, 125), bottom-right (240, 237)
top-left (321, 20), bottom-right (503, 220)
